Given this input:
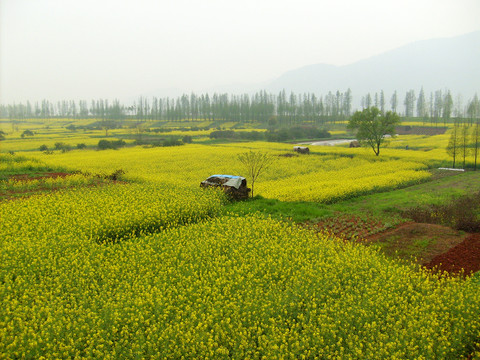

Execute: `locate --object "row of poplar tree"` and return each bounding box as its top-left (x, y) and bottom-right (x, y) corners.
top-left (447, 120), bottom-right (480, 170)
top-left (1, 89), bottom-right (479, 125)
top-left (360, 89), bottom-right (480, 124)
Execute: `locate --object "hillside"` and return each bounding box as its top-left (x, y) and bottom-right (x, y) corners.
top-left (266, 31), bottom-right (480, 99)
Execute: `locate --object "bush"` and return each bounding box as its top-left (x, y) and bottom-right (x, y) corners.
top-left (77, 143), bottom-right (87, 150)
top-left (404, 191), bottom-right (480, 232)
top-left (182, 135), bottom-right (193, 144)
top-left (266, 126), bottom-right (330, 142)
top-left (98, 139), bottom-right (126, 150)
top-left (162, 138), bottom-right (183, 147)
top-left (39, 144), bottom-right (49, 152)
top-left (21, 130), bottom-right (34, 138)
top-left (54, 142), bottom-right (66, 150)
top-left (209, 130), bottom-right (237, 139)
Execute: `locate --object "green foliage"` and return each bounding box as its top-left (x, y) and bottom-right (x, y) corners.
top-left (0, 130), bottom-right (6, 140)
top-left (76, 143), bottom-right (87, 150)
top-left (209, 127), bottom-right (330, 142)
top-left (182, 135), bottom-right (193, 144)
top-left (39, 144), bottom-right (49, 152)
top-left (209, 130), bottom-right (263, 141)
top-left (266, 126), bottom-right (331, 142)
top-left (161, 138), bottom-right (183, 147)
top-left (348, 107), bottom-right (401, 156)
top-left (97, 139), bottom-right (126, 150)
top-left (54, 142), bottom-right (72, 153)
top-left (447, 123), bottom-right (462, 168)
top-left (403, 191), bottom-right (480, 232)
top-left (20, 129), bottom-right (34, 138)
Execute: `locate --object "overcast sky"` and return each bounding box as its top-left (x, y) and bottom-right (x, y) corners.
top-left (1, 0), bottom-right (479, 103)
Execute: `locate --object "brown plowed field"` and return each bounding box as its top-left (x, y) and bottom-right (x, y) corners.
top-left (423, 233), bottom-right (480, 276)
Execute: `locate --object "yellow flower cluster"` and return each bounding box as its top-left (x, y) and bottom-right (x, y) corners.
top-left (0, 153), bottom-right (58, 174)
top-left (258, 158), bottom-right (430, 202)
top-left (29, 142), bottom-right (433, 203)
top-left (1, 215), bottom-right (479, 358)
top-left (0, 182), bottom-right (224, 244)
top-left (0, 173), bottom-right (108, 194)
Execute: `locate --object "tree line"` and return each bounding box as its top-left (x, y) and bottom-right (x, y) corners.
top-left (360, 89), bottom-right (480, 126)
top-left (2, 89), bottom-right (478, 125)
top-left (446, 119), bottom-right (480, 170)
top-left (0, 90), bottom-right (353, 125)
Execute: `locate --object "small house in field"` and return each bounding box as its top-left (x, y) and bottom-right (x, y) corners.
top-left (200, 174), bottom-right (250, 200)
top-left (293, 146), bottom-right (309, 154)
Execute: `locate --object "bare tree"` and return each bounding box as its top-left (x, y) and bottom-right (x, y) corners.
top-left (237, 151), bottom-right (275, 198)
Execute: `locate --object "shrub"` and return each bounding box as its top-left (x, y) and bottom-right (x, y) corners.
top-left (39, 144), bottom-right (49, 152)
top-left (21, 129), bottom-right (34, 138)
top-left (162, 138), bottom-right (183, 147)
top-left (98, 139), bottom-right (126, 150)
top-left (209, 130), bottom-right (237, 139)
top-left (266, 126), bottom-right (330, 142)
top-left (54, 142), bottom-right (66, 150)
top-left (404, 191), bottom-right (480, 232)
top-left (182, 135), bottom-right (193, 144)
top-left (77, 143), bottom-right (87, 150)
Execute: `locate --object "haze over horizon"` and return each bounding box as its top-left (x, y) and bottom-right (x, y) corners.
top-left (1, 0), bottom-right (479, 104)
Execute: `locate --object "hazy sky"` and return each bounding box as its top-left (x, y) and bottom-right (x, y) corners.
top-left (1, 0), bottom-right (479, 103)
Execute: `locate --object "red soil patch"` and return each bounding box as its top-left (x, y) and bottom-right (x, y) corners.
top-left (423, 233), bottom-right (480, 276)
top-left (365, 222), bottom-right (469, 265)
top-left (395, 125), bottom-right (447, 135)
top-left (308, 214), bottom-right (388, 241)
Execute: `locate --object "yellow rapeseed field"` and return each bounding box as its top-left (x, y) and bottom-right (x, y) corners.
top-left (2, 125), bottom-right (479, 358)
top-left (24, 141), bottom-right (435, 203)
top-left (1, 210), bottom-right (479, 358)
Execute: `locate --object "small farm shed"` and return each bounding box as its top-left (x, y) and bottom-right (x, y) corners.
top-left (200, 174), bottom-right (251, 200)
top-left (293, 146), bottom-right (310, 154)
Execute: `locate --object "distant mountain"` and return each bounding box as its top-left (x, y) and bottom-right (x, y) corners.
top-left (266, 31), bottom-right (480, 101)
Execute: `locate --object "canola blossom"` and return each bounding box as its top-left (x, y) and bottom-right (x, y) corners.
top-left (0, 215), bottom-right (479, 358)
top-left (0, 173), bottom-right (110, 195)
top-left (29, 142), bottom-right (434, 203)
top-left (0, 182), bottom-right (224, 245)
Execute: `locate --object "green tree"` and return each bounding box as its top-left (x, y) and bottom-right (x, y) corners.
top-left (390, 91), bottom-right (398, 112)
top-left (379, 90), bottom-right (385, 113)
top-left (417, 87), bottom-right (427, 120)
top-left (471, 120), bottom-right (480, 170)
top-left (237, 151), bottom-right (275, 198)
top-left (446, 122), bottom-right (461, 168)
top-left (347, 107), bottom-right (401, 156)
top-left (404, 89), bottom-right (416, 117)
top-left (443, 91), bottom-right (454, 124)
top-left (21, 129), bottom-right (34, 138)
top-left (460, 125), bottom-right (469, 169)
